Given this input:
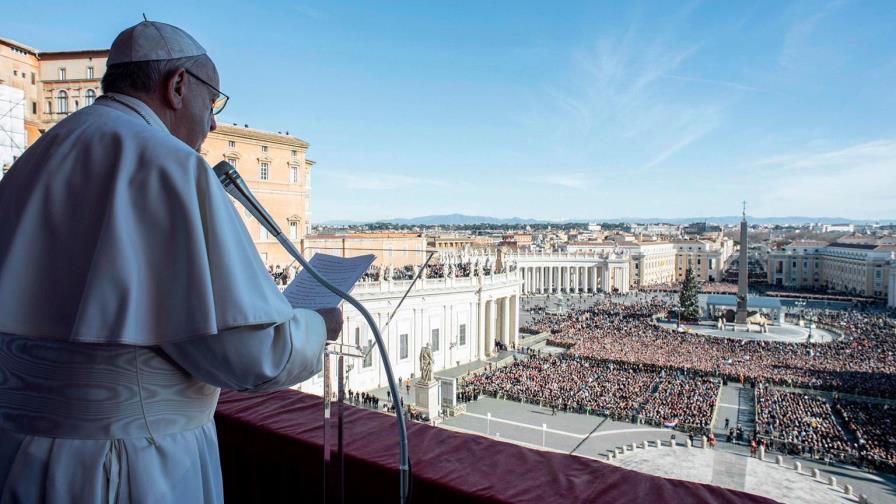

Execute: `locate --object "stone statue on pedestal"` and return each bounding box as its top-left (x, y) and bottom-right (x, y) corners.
top-left (419, 343), bottom-right (433, 384)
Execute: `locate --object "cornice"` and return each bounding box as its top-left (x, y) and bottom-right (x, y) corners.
top-left (212, 124), bottom-right (309, 148)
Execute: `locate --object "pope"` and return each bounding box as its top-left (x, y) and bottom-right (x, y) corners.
top-left (0, 20), bottom-right (341, 503)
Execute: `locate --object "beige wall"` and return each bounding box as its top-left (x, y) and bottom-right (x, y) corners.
top-left (767, 244), bottom-right (893, 298)
top-left (305, 233), bottom-right (427, 268)
top-left (202, 124), bottom-right (313, 268)
top-left (4, 37), bottom-right (313, 269)
top-left (38, 51), bottom-right (107, 124)
top-left (0, 38), bottom-right (42, 144)
top-left (674, 241), bottom-right (724, 282)
top-left (631, 243), bottom-right (676, 287)
top-left (0, 38), bottom-right (107, 144)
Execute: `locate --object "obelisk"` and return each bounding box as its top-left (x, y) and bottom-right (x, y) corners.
top-left (735, 202), bottom-right (749, 324)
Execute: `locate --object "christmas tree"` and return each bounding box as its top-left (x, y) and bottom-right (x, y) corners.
top-left (679, 267), bottom-right (701, 322)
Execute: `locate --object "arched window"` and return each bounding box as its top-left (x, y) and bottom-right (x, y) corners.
top-left (85, 89), bottom-right (96, 106)
top-left (56, 90), bottom-right (68, 114)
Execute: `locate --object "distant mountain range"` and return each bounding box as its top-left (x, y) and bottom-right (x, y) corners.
top-left (319, 214), bottom-right (896, 226)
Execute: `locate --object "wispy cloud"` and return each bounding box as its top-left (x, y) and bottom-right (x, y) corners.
top-left (753, 139), bottom-right (896, 170)
top-left (779, 1), bottom-right (843, 68)
top-left (523, 7), bottom-right (737, 171)
top-left (523, 173), bottom-right (593, 190)
top-left (662, 73), bottom-right (758, 92)
top-left (644, 114), bottom-right (719, 169)
top-left (752, 139), bottom-right (896, 218)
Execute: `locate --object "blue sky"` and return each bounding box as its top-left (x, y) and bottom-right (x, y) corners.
top-left (4, 1), bottom-right (895, 221)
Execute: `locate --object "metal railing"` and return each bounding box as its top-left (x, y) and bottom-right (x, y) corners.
top-left (755, 435), bottom-right (896, 475)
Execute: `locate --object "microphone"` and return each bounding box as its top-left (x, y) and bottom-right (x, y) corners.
top-left (210, 160), bottom-right (411, 503)
top-left (212, 161), bottom-right (282, 236)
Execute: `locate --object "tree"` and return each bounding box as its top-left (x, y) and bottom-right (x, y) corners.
top-left (679, 267), bottom-right (701, 322)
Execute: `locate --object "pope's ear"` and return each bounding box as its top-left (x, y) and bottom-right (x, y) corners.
top-left (164, 68), bottom-right (188, 111)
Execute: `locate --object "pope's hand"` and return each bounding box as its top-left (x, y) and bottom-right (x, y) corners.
top-left (315, 307), bottom-right (343, 341)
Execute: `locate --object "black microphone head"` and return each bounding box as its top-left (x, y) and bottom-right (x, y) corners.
top-left (211, 160), bottom-right (283, 236)
top-left (212, 160), bottom-right (238, 188)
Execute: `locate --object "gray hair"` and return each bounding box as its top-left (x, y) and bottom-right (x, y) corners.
top-left (101, 55), bottom-right (207, 95)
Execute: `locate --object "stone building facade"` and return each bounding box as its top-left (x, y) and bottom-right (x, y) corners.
top-left (3, 37), bottom-right (317, 268)
top-left (0, 37), bottom-right (107, 146)
top-left (672, 238), bottom-right (733, 283)
top-left (298, 270), bottom-right (522, 393)
top-left (304, 233), bottom-right (427, 268)
top-left (201, 124), bottom-right (314, 267)
top-left (563, 241), bottom-right (675, 288)
top-left (768, 242), bottom-right (894, 299)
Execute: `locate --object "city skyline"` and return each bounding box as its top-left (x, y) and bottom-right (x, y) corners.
top-left (3, 1), bottom-right (895, 221)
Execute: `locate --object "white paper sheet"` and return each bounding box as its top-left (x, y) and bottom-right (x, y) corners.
top-left (283, 253), bottom-right (376, 310)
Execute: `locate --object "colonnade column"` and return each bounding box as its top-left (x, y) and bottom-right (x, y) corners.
top-left (478, 296), bottom-right (486, 359)
top-left (487, 300), bottom-right (496, 356)
top-left (511, 295), bottom-right (519, 348)
top-left (501, 296), bottom-right (510, 348)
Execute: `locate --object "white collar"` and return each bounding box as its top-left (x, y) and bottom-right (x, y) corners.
top-left (102, 92), bottom-right (170, 133)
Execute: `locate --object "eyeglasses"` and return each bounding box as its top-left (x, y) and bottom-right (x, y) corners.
top-left (184, 68), bottom-right (229, 115)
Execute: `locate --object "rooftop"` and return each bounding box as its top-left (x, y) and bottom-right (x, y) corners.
top-left (307, 232), bottom-right (423, 240)
top-left (0, 37), bottom-right (38, 55)
top-left (829, 243), bottom-right (880, 250)
top-left (0, 37), bottom-right (107, 57)
top-left (211, 123), bottom-right (309, 148)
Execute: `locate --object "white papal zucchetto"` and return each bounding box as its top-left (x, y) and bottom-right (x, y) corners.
top-left (107, 20), bottom-right (207, 65)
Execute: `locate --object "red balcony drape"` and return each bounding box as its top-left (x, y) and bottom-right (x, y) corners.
top-left (215, 389), bottom-right (777, 503)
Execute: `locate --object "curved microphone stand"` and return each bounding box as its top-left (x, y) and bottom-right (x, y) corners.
top-left (212, 161), bottom-right (410, 503)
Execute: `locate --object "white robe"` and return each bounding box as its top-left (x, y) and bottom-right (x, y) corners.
top-left (0, 94), bottom-right (326, 503)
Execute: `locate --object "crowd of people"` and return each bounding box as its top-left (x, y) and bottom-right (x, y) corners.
top-left (268, 264), bottom-right (293, 286)
top-left (521, 299), bottom-right (896, 398)
top-left (641, 377), bottom-right (720, 430)
top-left (835, 400), bottom-right (896, 468)
top-left (500, 296), bottom-right (896, 469)
top-left (755, 387), bottom-right (853, 458)
top-left (755, 386), bottom-right (896, 470)
top-left (457, 354), bottom-right (720, 432)
top-left (346, 390), bottom-right (382, 410)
